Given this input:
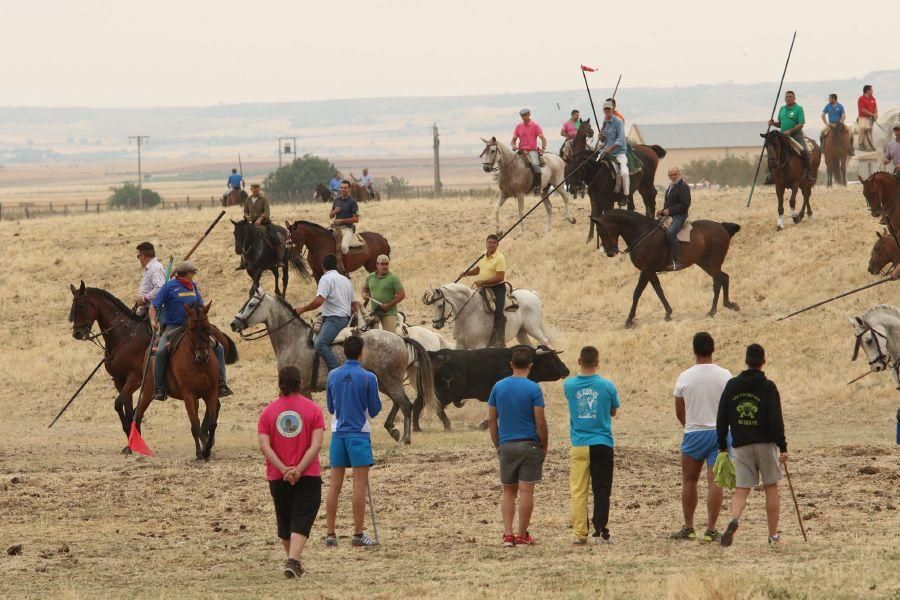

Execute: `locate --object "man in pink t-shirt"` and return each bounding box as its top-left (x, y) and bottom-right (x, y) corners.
top-left (511, 108), bottom-right (547, 194)
top-left (258, 366), bottom-right (326, 579)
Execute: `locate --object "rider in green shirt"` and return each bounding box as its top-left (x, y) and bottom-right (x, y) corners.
top-left (361, 255), bottom-right (405, 333)
top-left (769, 91), bottom-right (814, 181)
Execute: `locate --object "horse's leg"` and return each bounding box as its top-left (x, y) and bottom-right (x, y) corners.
top-left (720, 271), bottom-right (739, 311)
top-left (556, 174), bottom-right (575, 224)
top-left (182, 395), bottom-right (204, 461)
top-left (411, 394), bottom-right (423, 433)
top-left (790, 185), bottom-right (801, 222)
top-left (385, 380), bottom-right (414, 444)
top-left (516, 329), bottom-right (530, 345)
top-left (647, 272), bottom-right (674, 321)
top-left (494, 192), bottom-right (505, 235)
top-left (708, 272), bottom-right (722, 318)
top-left (542, 196), bottom-right (552, 233)
top-left (517, 194), bottom-right (526, 235)
top-left (281, 258), bottom-right (289, 296)
top-left (803, 184), bottom-right (813, 218)
top-left (201, 393), bottom-right (220, 461)
top-left (626, 271), bottom-right (651, 328)
top-left (384, 402), bottom-right (401, 440)
top-left (776, 184), bottom-right (785, 230)
top-left (272, 266), bottom-right (282, 298)
top-left (133, 361), bottom-right (156, 433)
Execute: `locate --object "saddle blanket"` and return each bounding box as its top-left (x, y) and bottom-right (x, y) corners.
top-left (787, 136), bottom-right (816, 156)
top-left (331, 227), bottom-right (366, 252)
top-left (480, 283), bottom-right (520, 313)
top-left (661, 217), bottom-right (693, 243)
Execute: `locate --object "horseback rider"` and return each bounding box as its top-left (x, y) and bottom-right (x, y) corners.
top-left (237, 183), bottom-right (283, 270)
top-left (460, 234), bottom-right (507, 348)
top-left (884, 124), bottom-right (900, 178)
top-left (222, 168), bottom-right (244, 203)
top-left (149, 261), bottom-right (232, 401)
top-left (293, 254), bottom-right (359, 372)
top-left (820, 93), bottom-right (848, 154)
top-left (511, 108), bottom-right (547, 195)
top-left (328, 172), bottom-right (342, 197)
top-left (657, 167), bottom-right (692, 271)
top-left (605, 98), bottom-right (625, 123)
top-left (135, 242), bottom-right (166, 314)
top-left (599, 100), bottom-right (630, 199)
top-left (330, 180), bottom-right (360, 273)
top-left (357, 168), bottom-right (375, 197)
top-left (561, 109), bottom-right (581, 144)
top-left (857, 85), bottom-right (878, 152)
top-left (361, 254), bottom-right (405, 333)
top-left (769, 91), bottom-right (815, 182)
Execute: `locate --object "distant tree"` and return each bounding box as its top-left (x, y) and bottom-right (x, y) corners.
top-left (107, 182), bottom-right (161, 208)
top-left (263, 154), bottom-right (336, 196)
top-left (681, 155), bottom-right (763, 187)
top-left (383, 175), bottom-right (410, 196)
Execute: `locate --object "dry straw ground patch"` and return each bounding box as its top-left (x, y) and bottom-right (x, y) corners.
top-left (0, 187), bottom-right (898, 598)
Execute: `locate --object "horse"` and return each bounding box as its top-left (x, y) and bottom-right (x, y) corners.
top-left (313, 183), bottom-right (333, 203)
top-left (133, 303), bottom-right (224, 461)
top-left (68, 283), bottom-right (238, 452)
top-left (761, 130), bottom-right (821, 230)
top-left (285, 220), bottom-right (390, 282)
top-left (479, 137), bottom-right (575, 235)
top-left (229, 291), bottom-right (439, 444)
top-left (868, 230), bottom-right (900, 275)
top-left (822, 123), bottom-right (852, 187)
top-left (562, 119), bottom-right (594, 198)
top-left (349, 177), bottom-right (380, 202)
top-left (859, 171), bottom-right (900, 222)
top-left (593, 209), bottom-right (740, 328)
top-left (222, 188), bottom-right (247, 207)
top-left (422, 282), bottom-right (552, 349)
top-left (848, 305), bottom-right (900, 389)
top-left (231, 219), bottom-right (291, 297)
top-left (570, 143), bottom-right (667, 241)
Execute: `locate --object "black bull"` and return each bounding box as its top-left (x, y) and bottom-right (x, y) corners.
top-left (410, 345), bottom-right (570, 432)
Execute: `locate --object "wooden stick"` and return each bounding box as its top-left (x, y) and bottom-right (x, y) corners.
top-left (48, 359), bottom-right (106, 428)
top-left (776, 277), bottom-right (892, 321)
top-left (783, 463), bottom-right (808, 542)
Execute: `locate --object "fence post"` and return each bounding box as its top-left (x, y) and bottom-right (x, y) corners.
top-left (49, 202), bottom-right (53, 213)
top-left (96, 203), bottom-right (100, 213)
top-left (85, 199), bottom-right (89, 212)
top-left (25, 205), bottom-right (30, 219)
top-left (187, 196), bottom-right (191, 209)
top-left (65, 205), bottom-right (69, 215)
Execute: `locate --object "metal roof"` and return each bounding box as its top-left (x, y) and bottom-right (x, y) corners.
top-left (628, 122), bottom-right (768, 149)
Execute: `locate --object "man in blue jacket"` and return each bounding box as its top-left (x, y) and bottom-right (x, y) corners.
top-left (324, 336), bottom-right (382, 548)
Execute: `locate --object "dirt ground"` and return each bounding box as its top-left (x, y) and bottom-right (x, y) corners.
top-left (1, 184), bottom-right (898, 598)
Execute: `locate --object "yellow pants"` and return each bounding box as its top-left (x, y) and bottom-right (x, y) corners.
top-left (570, 446), bottom-right (592, 539)
top-left (375, 314), bottom-right (398, 333)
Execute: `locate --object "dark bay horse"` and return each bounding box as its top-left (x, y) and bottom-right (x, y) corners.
top-left (860, 171), bottom-right (900, 222)
top-left (868, 230), bottom-right (900, 275)
top-left (68, 283), bottom-right (238, 452)
top-left (222, 188), bottom-right (247, 207)
top-left (313, 183), bottom-right (333, 203)
top-left (134, 303), bottom-right (223, 461)
top-left (822, 124), bottom-right (851, 187)
top-left (762, 130), bottom-right (821, 230)
top-left (563, 119), bottom-right (594, 197)
top-left (231, 219), bottom-right (292, 297)
top-left (286, 220), bottom-right (390, 281)
top-left (594, 209), bottom-right (740, 328)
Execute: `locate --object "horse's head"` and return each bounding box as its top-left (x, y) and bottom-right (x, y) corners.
top-left (848, 315), bottom-right (891, 372)
top-left (230, 288), bottom-right (268, 332)
top-left (422, 285), bottom-right (450, 329)
top-left (68, 281), bottom-right (97, 340)
top-left (593, 215), bottom-right (619, 257)
top-left (231, 219), bottom-right (248, 255)
top-left (580, 119), bottom-right (594, 139)
top-left (869, 230), bottom-right (899, 275)
top-left (859, 172), bottom-right (886, 216)
top-left (185, 302), bottom-right (212, 363)
top-left (480, 137), bottom-right (500, 173)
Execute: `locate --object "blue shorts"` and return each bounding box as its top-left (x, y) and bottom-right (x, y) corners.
top-left (329, 436), bottom-right (374, 468)
top-left (680, 430), bottom-right (725, 466)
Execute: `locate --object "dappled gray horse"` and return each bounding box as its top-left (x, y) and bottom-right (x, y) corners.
top-left (230, 290), bottom-right (439, 444)
top-left (848, 304), bottom-right (900, 389)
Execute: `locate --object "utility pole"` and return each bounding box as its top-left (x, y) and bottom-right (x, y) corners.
top-left (128, 135), bottom-right (150, 208)
top-left (432, 123), bottom-right (442, 196)
top-left (278, 136), bottom-right (297, 168)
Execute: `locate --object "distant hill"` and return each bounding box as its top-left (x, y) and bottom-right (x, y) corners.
top-left (1, 69), bottom-right (897, 163)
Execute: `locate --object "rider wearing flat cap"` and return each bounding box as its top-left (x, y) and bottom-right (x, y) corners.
top-left (237, 183), bottom-right (284, 270)
top-left (512, 108), bottom-right (547, 194)
top-left (149, 261), bottom-right (232, 401)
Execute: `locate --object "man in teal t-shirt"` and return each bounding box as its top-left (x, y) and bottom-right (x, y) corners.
top-left (769, 90), bottom-right (814, 181)
top-left (361, 255), bottom-right (405, 333)
top-left (564, 346), bottom-right (620, 544)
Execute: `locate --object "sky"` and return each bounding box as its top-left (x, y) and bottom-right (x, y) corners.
top-left (1, 0), bottom-right (893, 107)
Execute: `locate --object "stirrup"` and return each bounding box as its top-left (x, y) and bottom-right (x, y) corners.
top-left (152, 388), bottom-right (167, 401)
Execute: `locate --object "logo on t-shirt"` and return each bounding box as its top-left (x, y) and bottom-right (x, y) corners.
top-left (276, 410), bottom-right (302, 438)
top-left (575, 387), bottom-right (599, 419)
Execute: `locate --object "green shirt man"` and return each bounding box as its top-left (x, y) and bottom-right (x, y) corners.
top-left (362, 255), bottom-right (406, 332)
top-left (776, 104), bottom-right (805, 133)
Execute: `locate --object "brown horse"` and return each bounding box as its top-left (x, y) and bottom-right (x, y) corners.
top-left (822, 124), bottom-right (852, 187)
top-left (563, 119), bottom-right (594, 197)
top-left (349, 180), bottom-right (379, 202)
top-left (761, 130), bottom-right (821, 230)
top-left (286, 220), bottom-right (390, 281)
top-left (594, 209), bottom-right (740, 328)
top-left (134, 303), bottom-right (223, 461)
top-left (860, 171), bottom-right (900, 221)
top-left (868, 230), bottom-right (900, 275)
top-left (68, 283), bottom-right (238, 452)
top-left (222, 188), bottom-right (247, 207)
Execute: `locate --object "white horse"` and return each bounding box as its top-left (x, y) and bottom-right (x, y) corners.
top-left (480, 137), bottom-right (575, 235)
top-left (230, 290), bottom-right (439, 444)
top-left (848, 304), bottom-right (900, 389)
top-left (423, 282), bottom-right (552, 349)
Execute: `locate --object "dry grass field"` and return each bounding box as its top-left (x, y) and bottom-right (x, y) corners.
top-left (1, 185), bottom-right (898, 599)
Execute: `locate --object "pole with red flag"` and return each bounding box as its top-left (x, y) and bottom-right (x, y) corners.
top-left (580, 65), bottom-right (600, 133)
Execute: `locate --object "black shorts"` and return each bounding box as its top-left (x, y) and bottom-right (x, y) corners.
top-left (268, 476), bottom-right (323, 540)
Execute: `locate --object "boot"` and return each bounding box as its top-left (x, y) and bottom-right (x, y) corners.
top-left (532, 170), bottom-right (542, 195)
top-left (337, 251), bottom-right (348, 275)
top-left (669, 241), bottom-right (683, 271)
top-left (153, 387), bottom-right (167, 401)
top-left (489, 315), bottom-right (507, 348)
top-left (218, 382), bottom-right (234, 397)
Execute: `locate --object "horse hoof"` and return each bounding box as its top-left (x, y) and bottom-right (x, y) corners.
top-left (389, 429), bottom-right (401, 442)
top-left (569, 217), bottom-right (577, 224)
top-left (121, 446), bottom-right (132, 455)
top-left (664, 314), bottom-right (672, 322)
top-left (413, 426), bottom-right (422, 433)
top-left (708, 311), bottom-right (717, 318)
top-left (402, 437), bottom-right (411, 445)
top-left (728, 303), bottom-right (741, 312)
top-left (625, 320), bottom-right (635, 329)
top-left (791, 215), bottom-right (800, 224)
top-left (776, 225), bottom-right (783, 232)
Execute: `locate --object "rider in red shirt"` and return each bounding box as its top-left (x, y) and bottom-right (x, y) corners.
top-left (857, 85), bottom-right (878, 151)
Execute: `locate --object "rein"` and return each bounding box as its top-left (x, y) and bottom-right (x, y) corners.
top-left (234, 295), bottom-right (304, 341)
top-left (852, 319), bottom-right (892, 370)
top-left (592, 216), bottom-right (665, 255)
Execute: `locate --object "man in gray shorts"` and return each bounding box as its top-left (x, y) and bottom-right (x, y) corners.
top-left (716, 344), bottom-right (789, 547)
top-left (488, 346), bottom-right (549, 547)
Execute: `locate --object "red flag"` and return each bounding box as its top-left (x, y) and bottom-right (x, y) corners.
top-left (128, 422), bottom-right (156, 457)
top-left (581, 65), bottom-right (598, 72)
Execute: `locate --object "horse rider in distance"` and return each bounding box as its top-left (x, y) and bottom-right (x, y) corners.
top-left (222, 167), bottom-right (244, 204)
top-left (330, 180), bottom-right (360, 274)
top-left (820, 93), bottom-right (849, 155)
top-left (460, 234), bottom-right (508, 348)
top-left (598, 99), bottom-right (630, 200)
top-left (560, 109), bottom-right (581, 151)
top-left (857, 84), bottom-right (878, 151)
top-left (769, 91), bottom-right (815, 182)
top-left (329, 172), bottom-right (343, 198)
top-left (511, 108), bottom-right (547, 195)
top-left (356, 168), bottom-right (375, 198)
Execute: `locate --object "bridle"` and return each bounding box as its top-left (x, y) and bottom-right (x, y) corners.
top-left (233, 293), bottom-right (303, 341)
top-left (71, 293), bottom-right (134, 351)
top-left (423, 287), bottom-right (453, 328)
top-left (480, 143), bottom-right (501, 173)
top-left (186, 314), bottom-right (213, 363)
top-left (852, 319), bottom-right (892, 371)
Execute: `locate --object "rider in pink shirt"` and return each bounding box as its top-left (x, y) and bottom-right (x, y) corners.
top-left (511, 108), bottom-right (547, 193)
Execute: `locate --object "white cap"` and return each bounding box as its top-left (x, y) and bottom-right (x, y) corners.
top-left (519, 108), bottom-right (531, 116)
top-left (602, 100), bottom-right (615, 109)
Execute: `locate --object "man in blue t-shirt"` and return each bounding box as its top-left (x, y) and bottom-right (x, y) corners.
top-left (227, 168), bottom-right (243, 190)
top-left (488, 346), bottom-right (548, 547)
top-left (819, 93), bottom-right (849, 153)
top-left (564, 346), bottom-right (619, 544)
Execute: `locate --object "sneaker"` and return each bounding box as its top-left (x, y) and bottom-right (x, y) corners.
top-left (283, 558), bottom-right (302, 579)
top-left (218, 383), bottom-right (234, 397)
top-left (670, 527), bottom-right (696, 541)
top-left (152, 388), bottom-right (167, 401)
top-left (700, 529), bottom-right (721, 544)
top-left (768, 534), bottom-right (786, 547)
top-left (514, 532), bottom-right (536, 546)
top-left (592, 531), bottom-right (612, 544)
top-left (572, 536), bottom-right (588, 545)
top-left (351, 532), bottom-right (377, 548)
top-left (502, 534), bottom-right (516, 547)
top-left (324, 534), bottom-right (337, 548)
top-left (720, 519), bottom-right (739, 547)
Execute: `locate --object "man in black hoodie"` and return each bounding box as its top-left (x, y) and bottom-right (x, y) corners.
top-left (716, 344), bottom-right (789, 547)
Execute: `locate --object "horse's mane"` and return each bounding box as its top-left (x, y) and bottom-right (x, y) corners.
top-left (290, 220), bottom-right (331, 235)
top-left (862, 304), bottom-right (900, 322)
top-left (84, 288), bottom-right (143, 322)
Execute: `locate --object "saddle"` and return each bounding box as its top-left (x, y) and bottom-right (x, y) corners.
top-left (331, 227), bottom-right (367, 254)
top-left (478, 283), bottom-right (520, 314)
top-left (310, 314), bottom-right (360, 347)
top-left (518, 152), bottom-right (547, 168)
top-left (787, 136), bottom-right (816, 156)
top-left (661, 217), bottom-right (693, 243)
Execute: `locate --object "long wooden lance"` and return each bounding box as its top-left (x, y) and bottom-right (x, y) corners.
top-left (776, 277), bottom-right (892, 321)
top-left (47, 359), bottom-right (107, 428)
top-left (747, 31), bottom-right (797, 208)
top-left (183, 210), bottom-right (226, 263)
top-left (238, 153), bottom-right (245, 190)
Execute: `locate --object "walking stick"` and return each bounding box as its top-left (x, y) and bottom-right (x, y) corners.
top-left (783, 463), bottom-right (808, 542)
top-left (367, 479), bottom-right (380, 545)
top-left (776, 277), bottom-right (892, 321)
top-left (47, 358), bottom-right (106, 428)
top-left (747, 31), bottom-right (797, 208)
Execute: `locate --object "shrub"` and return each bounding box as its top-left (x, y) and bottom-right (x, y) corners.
top-left (681, 155), bottom-right (763, 187)
top-left (107, 182), bottom-right (161, 208)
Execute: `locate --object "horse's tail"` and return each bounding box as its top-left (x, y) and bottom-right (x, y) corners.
top-left (722, 223), bottom-right (741, 238)
top-left (211, 326), bottom-right (239, 364)
top-left (649, 144), bottom-right (666, 158)
top-left (290, 252), bottom-right (311, 280)
top-left (405, 337), bottom-right (440, 419)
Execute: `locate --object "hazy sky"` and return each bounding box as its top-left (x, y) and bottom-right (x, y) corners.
top-left (2, 0), bottom-right (892, 107)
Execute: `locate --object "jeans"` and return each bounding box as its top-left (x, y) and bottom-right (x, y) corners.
top-left (315, 315), bottom-right (350, 371)
top-left (154, 326), bottom-right (227, 391)
top-left (667, 214), bottom-right (687, 262)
